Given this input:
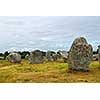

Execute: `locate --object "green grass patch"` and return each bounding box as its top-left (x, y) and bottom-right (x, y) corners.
top-left (0, 60), bottom-right (100, 83)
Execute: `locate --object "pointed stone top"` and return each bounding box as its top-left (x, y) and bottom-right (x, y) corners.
top-left (73, 37), bottom-right (87, 44)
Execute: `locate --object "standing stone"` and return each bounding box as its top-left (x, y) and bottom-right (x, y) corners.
top-left (28, 50), bottom-right (44, 64)
top-left (52, 54), bottom-right (58, 61)
top-left (58, 50), bottom-right (68, 63)
top-left (6, 52), bottom-right (21, 63)
top-left (46, 51), bottom-right (52, 61)
top-left (25, 54), bottom-right (29, 60)
top-left (68, 37), bottom-right (93, 72)
top-left (93, 54), bottom-right (98, 61)
top-left (98, 45), bottom-right (100, 66)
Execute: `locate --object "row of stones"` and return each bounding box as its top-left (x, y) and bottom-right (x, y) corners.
top-left (6, 50), bottom-right (68, 63)
top-left (6, 37), bottom-right (100, 72)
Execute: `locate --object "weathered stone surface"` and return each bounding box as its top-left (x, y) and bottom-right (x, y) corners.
top-left (68, 37), bottom-right (93, 71)
top-left (58, 50), bottom-right (68, 63)
top-left (46, 51), bottom-right (53, 61)
top-left (93, 54), bottom-right (98, 61)
top-left (25, 54), bottom-right (29, 60)
top-left (52, 54), bottom-right (58, 61)
top-left (98, 45), bottom-right (100, 65)
top-left (6, 52), bottom-right (21, 63)
top-left (28, 50), bottom-right (44, 64)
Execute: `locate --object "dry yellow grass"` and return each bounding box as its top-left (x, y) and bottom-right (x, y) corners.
top-left (0, 60), bottom-right (100, 83)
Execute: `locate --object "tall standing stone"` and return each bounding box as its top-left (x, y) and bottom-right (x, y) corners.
top-left (28, 50), bottom-right (44, 64)
top-left (68, 37), bottom-right (93, 72)
top-left (98, 45), bottom-right (100, 66)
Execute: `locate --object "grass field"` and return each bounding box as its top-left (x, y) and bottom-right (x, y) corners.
top-left (0, 59), bottom-right (100, 83)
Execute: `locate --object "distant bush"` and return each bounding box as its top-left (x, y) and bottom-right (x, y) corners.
top-left (41, 51), bottom-right (46, 57)
top-left (4, 51), bottom-right (9, 59)
top-left (17, 51), bottom-right (30, 59)
top-left (0, 53), bottom-right (3, 57)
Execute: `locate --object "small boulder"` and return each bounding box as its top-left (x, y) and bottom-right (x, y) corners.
top-left (93, 54), bottom-right (98, 61)
top-left (6, 52), bottom-right (21, 63)
top-left (25, 54), bottom-right (29, 60)
top-left (58, 50), bottom-right (68, 63)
